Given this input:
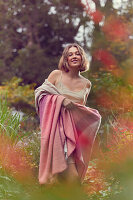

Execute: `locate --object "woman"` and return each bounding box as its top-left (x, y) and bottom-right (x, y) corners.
top-left (35, 43), bottom-right (101, 184)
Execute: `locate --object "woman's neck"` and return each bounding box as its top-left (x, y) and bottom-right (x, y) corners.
top-left (67, 69), bottom-right (80, 78)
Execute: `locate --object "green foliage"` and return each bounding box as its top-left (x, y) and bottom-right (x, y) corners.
top-left (0, 76), bottom-right (35, 114)
top-left (0, 0), bottom-right (85, 84)
top-left (18, 132), bottom-right (40, 173)
top-left (0, 170), bottom-right (88, 200)
top-left (12, 45), bottom-right (56, 85)
top-left (0, 1), bottom-right (132, 199)
top-left (88, 71), bottom-right (133, 115)
top-left (0, 97), bottom-right (23, 143)
top-left (0, 170), bottom-right (30, 200)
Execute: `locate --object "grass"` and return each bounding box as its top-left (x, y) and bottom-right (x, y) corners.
top-left (0, 96), bottom-right (133, 200)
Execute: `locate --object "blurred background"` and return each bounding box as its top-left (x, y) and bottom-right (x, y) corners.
top-left (0, 0), bottom-right (133, 199)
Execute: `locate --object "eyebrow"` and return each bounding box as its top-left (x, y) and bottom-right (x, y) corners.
top-left (68, 50), bottom-right (80, 54)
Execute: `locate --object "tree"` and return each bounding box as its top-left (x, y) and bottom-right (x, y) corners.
top-left (80, 0), bottom-right (133, 147)
top-left (0, 0), bottom-right (86, 85)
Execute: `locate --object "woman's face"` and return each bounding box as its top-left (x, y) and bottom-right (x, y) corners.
top-left (67, 46), bottom-right (82, 70)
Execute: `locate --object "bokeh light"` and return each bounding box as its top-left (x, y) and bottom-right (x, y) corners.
top-left (102, 16), bottom-right (130, 41)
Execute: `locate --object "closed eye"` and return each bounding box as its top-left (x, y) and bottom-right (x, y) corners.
top-left (68, 51), bottom-right (80, 56)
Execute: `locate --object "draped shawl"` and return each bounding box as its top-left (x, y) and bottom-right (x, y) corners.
top-left (35, 79), bottom-right (101, 184)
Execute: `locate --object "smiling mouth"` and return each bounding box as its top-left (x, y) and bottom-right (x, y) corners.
top-left (71, 59), bottom-right (78, 63)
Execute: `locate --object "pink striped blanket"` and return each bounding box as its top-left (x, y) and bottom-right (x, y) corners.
top-left (35, 80), bottom-right (101, 184)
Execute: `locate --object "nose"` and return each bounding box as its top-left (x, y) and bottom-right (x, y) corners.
top-left (72, 53), bottom-right (78, 59)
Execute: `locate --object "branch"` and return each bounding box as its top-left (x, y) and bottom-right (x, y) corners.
top-left (92, 0), bottom-right (101, 9)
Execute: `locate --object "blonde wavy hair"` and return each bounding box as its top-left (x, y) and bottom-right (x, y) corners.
top-left (58, 43), bottom-right (89, 72)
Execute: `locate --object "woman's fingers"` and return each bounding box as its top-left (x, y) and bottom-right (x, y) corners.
top-left (62, 98), bottom-right (71, 107)
top-left (66, 102), bottom-right (73, 109)
top-left (62, 99), bottom-right (75, 110)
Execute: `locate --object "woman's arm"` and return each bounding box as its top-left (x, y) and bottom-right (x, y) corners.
top-left (84, 80), bottom-right (92, 105)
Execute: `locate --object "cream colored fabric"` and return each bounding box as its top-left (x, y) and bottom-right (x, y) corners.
top-left (35, 79), bottom-right (60, 114)
top-left (55, 72), bottom-right (91, 105)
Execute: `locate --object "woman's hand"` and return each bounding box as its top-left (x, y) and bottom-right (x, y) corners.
top-left (62, 98), bottom-right (75, 110)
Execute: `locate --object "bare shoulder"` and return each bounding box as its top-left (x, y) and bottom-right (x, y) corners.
top-left (48, 69), bottom-right (61, 77)
top-left (47, 70), bottom-right (61, 85)
top-left (80, 75), bottom-right (91, 88)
